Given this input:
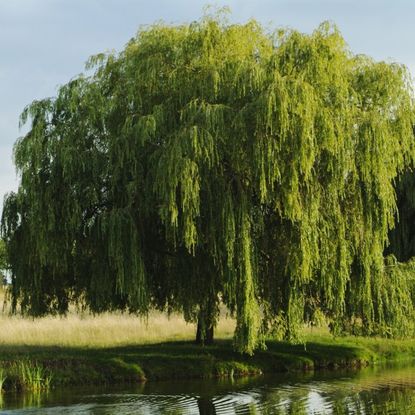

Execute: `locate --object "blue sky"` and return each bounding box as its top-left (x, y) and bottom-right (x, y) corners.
top-left (1, 0), bottom-right (415, 210)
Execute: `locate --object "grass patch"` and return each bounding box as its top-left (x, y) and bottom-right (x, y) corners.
top-left (0, 361), bottom-right (52, 392)
top-left (0, 285), bottom-right (235, 348)
top-left (1, 288), bottom-right (415, 391)
top-left (0, 369), bottom-right (5, 391)
top-left (1, 335), bottom-right (415, 392)
top-left (0, 309), bottom-right (235, 348)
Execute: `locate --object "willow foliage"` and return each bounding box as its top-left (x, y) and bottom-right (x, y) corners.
top-left (387, 172), bottom-right (415, 262)
top-left (0, 239), bottom-right (7, 283)
top-left (2, 13), bottom-right (415, 353)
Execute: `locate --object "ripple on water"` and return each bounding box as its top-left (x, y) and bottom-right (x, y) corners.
top-left (3, 364), bottom-right (415, 414)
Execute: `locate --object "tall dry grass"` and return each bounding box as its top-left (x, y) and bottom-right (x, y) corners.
top-left (0, 287), bottom-right (235, 348)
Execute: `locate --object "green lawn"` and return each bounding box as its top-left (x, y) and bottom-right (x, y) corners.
top-left (1, 334), bottom-right (415, 392)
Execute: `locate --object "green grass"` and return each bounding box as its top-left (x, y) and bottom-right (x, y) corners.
top-left (18, 361), bottom-right (52, 391)
top-left (0, 369), bottom-right (5, 391)
top-left (0, 361), bottom-right (52, 392)
top-left (1, 334), bottom-right (415, 392)
top-left (1, 289), bottom-right (415, 392)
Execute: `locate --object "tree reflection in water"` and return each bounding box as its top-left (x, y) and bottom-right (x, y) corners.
top-left (2, 364), bottom-right (415, 414)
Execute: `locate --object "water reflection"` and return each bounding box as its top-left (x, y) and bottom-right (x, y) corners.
top-left (2, 363), bottom-right (415, 414)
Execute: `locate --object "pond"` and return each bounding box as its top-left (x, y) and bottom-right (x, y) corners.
top-left (1, 362), bottom-right (415, 414)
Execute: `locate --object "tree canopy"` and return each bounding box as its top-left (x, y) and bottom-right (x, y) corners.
top-left (2, 12), bottom-right (415, 354)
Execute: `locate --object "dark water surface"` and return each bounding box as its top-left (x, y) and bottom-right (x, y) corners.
top-left (2, 362), bottom-right (415, 414)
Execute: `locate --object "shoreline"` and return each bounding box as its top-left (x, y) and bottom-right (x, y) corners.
top-left (1, 336), bottom-right (415, 392)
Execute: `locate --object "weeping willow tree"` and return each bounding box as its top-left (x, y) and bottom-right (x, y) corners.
top-left (2, 12), bottom-right (415, 354)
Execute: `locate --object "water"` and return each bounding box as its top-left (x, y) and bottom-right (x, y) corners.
top-left (2, 362), bottom-right (415, 414)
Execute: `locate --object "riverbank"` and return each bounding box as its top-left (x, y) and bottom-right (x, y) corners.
top-left (1, 335), bottom-right (415, 392)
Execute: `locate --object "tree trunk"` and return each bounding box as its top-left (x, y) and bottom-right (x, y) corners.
top-left (205, 324), bottom-right (214, 345)
top-left (196, 318), bottom-right (203, 344)
top-left (195, 307), bottom-right (215, 345)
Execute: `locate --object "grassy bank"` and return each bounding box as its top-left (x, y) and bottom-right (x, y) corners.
top-left (1, 288), bottom-right (415, 392)
top-left (1, 335), bottom-right (415, 392)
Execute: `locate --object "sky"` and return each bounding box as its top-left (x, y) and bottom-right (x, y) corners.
top-left (1, 0), bottom-right (415, 212)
